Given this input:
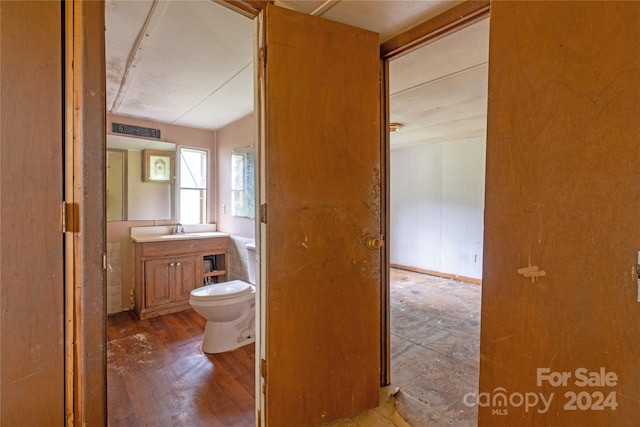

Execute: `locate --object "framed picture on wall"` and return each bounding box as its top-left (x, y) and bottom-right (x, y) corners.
top-left (143, 149), bottom-right (174, 183)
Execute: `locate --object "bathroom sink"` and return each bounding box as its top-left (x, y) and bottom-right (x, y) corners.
top-left (159, 233), bottom-right (197, 239)
top-left (159, 232), bottom-right (226, 240)
top-left (130, 226), bottom-right (229, 243)
top-left (131, 231), bottom-right (229, 243)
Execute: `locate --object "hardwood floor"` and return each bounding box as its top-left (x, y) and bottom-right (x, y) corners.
top-left (107, 310), bottom-right (255, 426)
top-left (107, 269), bottom-right (480, 426)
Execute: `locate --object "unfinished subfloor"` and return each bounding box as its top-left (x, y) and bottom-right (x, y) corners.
top-left (107, 268), bottom-right (480, 426)
top-left (391, 268), bottom-right (481, 426)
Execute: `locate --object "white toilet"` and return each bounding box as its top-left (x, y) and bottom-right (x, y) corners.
top-left (189, 242), bottom-right (257, 354)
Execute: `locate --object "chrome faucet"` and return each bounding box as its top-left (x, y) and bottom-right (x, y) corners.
top-left (173, 223), bottom-right (185, 234)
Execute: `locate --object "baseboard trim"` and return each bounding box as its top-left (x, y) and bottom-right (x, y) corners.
top-left (390, 264), bottom-right (482, 286)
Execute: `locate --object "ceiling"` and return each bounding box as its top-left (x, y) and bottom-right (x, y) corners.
top-left (105, 0), bottom-right (488, 149)
top-left (389, 18), bottom-right (488, 149)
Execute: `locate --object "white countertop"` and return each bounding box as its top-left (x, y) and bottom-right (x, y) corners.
top-left (130, 225), bottom-right (229, 243)
top-left (131, 231), bottom-right (230, 243)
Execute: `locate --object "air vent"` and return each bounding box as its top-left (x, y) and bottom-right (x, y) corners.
top-left (112, 123), bottom-right (161, 139)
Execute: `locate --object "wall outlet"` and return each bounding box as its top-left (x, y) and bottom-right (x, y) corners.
top-left (470, 254), bottom-right (477, 263)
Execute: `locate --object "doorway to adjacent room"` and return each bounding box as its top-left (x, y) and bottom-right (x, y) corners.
top-left (386, 16), bottom-right (489, 426)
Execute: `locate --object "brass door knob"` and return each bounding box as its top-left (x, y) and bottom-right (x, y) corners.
top-left (365, 236), bottom-right (383, 250)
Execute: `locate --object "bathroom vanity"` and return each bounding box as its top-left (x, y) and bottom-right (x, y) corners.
top-left (131, 230), bottom-right (230, 320)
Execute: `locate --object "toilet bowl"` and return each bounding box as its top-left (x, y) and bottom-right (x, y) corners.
top-left (189, 242), bottom-right (257, 354)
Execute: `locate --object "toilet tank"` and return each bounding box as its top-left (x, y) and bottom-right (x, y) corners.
top-left (246, 242), bottom-right (256, 285)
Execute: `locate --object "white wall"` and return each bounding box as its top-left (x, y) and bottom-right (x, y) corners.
top-left (216, 113), bottom-right (256, 239)
top-left (215, 115), bottom-right (256, 289)
top-left (390, 137), bottom-right (486, 280)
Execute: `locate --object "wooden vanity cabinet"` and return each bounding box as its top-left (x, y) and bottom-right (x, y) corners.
top-left (134, 236), bottom-right (229, 320)
top-left (144, 256), bottom-right (199, 308)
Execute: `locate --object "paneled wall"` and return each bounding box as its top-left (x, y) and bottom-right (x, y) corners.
top-left (107, 242), bottom-right (123, 314)
top-left (390, 137), bottom-right (485, 281)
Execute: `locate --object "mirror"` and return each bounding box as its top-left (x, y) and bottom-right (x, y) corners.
top-left (107, 149), bottom-right (127, 221)
top-left (231, 146), bottom-right (255, 219)
top-left (107, 134), bottom-right (176, 221)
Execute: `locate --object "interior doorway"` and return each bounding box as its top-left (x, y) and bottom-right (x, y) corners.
top-left (386, 17), bottom-right (489, 426)
top-left (103, 1), bottom-right (257, 425)
top-left (102, 0), bottom-right (488, 424)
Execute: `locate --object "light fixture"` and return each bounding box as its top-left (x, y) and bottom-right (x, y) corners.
top-left (389, 123), bottom-right (403, 133)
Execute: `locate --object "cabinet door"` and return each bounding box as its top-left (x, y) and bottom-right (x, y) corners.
top-left (174, 256), bottom-right (198, 301)
top-left (145, 258), bottom-right (172, 308)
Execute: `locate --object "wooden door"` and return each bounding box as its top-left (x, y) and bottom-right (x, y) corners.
top-left (258, 5), bottom-right (382, 426)
top-left (175, 256), bottom-right (199, 301)
top-left (480, 2), bottom-right (640, 426)
top-left (145, 259), bottom-right (172, 308)
top-left (0, 2), bottom-right (65, 425)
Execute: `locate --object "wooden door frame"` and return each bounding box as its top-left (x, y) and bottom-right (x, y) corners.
top-left (65, 1), bottom-right (107, 425)
top-left (69, 0), bottom-right (490, 424)
top-left (380, 0), bottom-right (490, 60)
top-left (218, 0), bottom-right (490, 389)
top-left (378, 0), bottom-right (490, 385)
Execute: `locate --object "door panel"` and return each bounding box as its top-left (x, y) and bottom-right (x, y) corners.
top-left (259, 5), bottom-right (381, 426)
top-left (145, 259), bottom-right (172, 307)
top-left (480, 2), bottom-right (640, 426)
top-left (0, 2), bottom-right (64, 424)
top-left (175, 256), bottom-right (198, 301)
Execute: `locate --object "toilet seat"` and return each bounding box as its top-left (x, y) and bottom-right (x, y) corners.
top-left (190, 280), bottom-right (252, 301)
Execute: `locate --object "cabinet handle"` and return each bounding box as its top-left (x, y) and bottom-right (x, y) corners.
top-left (176, 262), bottom-right (181, 266)
top-left (169, 262), bottom-right (175, 267)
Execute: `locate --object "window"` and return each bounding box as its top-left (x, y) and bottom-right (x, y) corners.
top-left (231, 146), bottom-right (255, 219)
top-left (178, 147), bottom-right (208, 224)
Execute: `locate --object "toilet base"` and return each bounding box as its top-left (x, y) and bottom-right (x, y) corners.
top-left (201, 308), bottom-right (255, 354)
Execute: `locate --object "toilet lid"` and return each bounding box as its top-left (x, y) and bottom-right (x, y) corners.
top-left (190, 280), bottom-right (253, 301)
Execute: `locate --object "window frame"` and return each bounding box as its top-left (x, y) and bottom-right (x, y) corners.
top-left (176, 145), bottom-right (210, 225)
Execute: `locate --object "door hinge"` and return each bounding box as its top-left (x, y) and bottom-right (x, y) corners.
top-left (260, 358), bottom-right (268, 380)
top-left (61, 202), bottom-right (79, 233)
top-left (260, 46), bottom-right (267, 67)
top-left (636, 252), bottom-right (640, 302)
top-left (260, 204), bottom-right (268, 224)
top-left (258, 46), bottom-right (267, 79)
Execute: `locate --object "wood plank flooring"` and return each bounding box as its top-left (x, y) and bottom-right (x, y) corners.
top-left (107, 269), bottom-right (480, 426)
top-left (107, 310), bottom-right (255, 426)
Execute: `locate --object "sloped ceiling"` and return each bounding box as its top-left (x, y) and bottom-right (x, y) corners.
top-left (105, 0), bottom-right (488, 149)
top-left (105, 0), bottom-right (254, 130)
